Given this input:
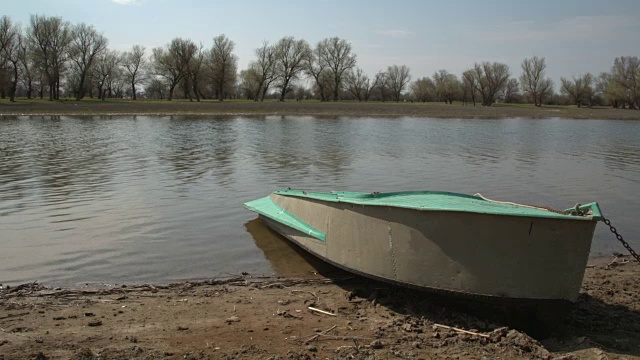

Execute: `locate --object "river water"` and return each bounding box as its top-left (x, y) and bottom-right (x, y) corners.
top-left (1, 116), bottom-right (639, 286)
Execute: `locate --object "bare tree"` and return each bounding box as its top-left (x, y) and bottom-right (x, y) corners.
top-left (502, 78), bottom-right (520, 103)
top-left (0, 16), bottom-right (22, 101)
top-left (208, 34), bottom-right (237, 101)
top-left (238, 67), bottom-right (261, 100)
top-left (145, 78), bottom-right (167, 99)
top-left (316, 37), bottom-right (357, 101)
top-left (537, 78), bottom-right (554, 106)
top-left (432, 69), bottom-right (459, 104)
top-left (27, 15), bottom-right (72, 100)
top-left (610, 56), bottom-right (640, 110)
top-left (151, 44), bottom-right (183, 101)
top-left (387, 64), bottom-right (411, 102)
top-left (362, 70), bottom-right (383, 102)
top-left (372, 71), bottom-right (391, 102)
top-left (121, 45), bottom-right (146, 100)
top-left (560, 73), bottom-right (594, 107)
top-left (67, 23), bottom-right (107, 100)
top-left (344, 67), bottom-right (368, 101)
top-left (92, 49), bottom-right (120, 100)
top-left (410, 77), bottom-right (434, 102)
top-left (106, 66), bottom-right (126, 98)
top-left (519, 56), bottom-right (553, 106)
top-left (596, 71), bottom-right (624, 108)
top-left (303, 48), bottom-right (330, 102)
top-left (167, 38), bottom-right (199, 100)
top-left (189, 46), bottom-right (205, 101)
top-left (461, 70), bottom-right (477, 106)
top-left (18, 38), bottom-right (34, 98)
top-left (251, 41), bottom-right (277, 101)
top-left (344, 68), bottom-right (381, 102)
top-left (469, 62), bottom-right (510, 106)
top-left (274, 36), bottom-right (311, 101)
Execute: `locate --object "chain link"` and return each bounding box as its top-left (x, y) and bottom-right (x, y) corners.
top-left (603, 218), bottom-right (640, 263)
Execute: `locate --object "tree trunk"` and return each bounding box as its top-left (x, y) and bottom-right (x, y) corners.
top-left (261, 86), bottom-right (268, 102)
top-left (132, 81), bottom-right (137, 100)
top-left (279, 78), bottom-right (290, 102)
top-left (192, 78), bottom-right (200, 102)
top-left (218, 67), bottom-right (225, 101)
top-left (168, 82), bottom-right (177, 101)
top-left (76, 72), bottom-right (87, 101)
top-left (9, 62), bottom-right (19, 102)
top-left (255, 80), bottom-right (265, 101)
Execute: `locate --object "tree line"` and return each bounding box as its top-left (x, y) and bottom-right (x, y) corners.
top-left (1, 14), bottom-right (638, 109)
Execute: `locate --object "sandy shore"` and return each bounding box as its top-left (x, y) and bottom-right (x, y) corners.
top-left (0, 256), bottom-right (638, 360)
top-left (2, 99), bottom-right (640, 120)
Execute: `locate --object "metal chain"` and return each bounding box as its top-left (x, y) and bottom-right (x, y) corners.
top-left (603, 218), bottom-right (640, 263)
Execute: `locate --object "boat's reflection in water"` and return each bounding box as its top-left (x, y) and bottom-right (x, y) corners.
top-left (244, 217), bottom-right (345, 278)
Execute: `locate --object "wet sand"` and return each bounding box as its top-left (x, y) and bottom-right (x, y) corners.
top-left (1, 256), bottom-right (638, 360)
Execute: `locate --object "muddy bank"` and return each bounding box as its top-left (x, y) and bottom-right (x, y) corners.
top-left (2, 99), bottom-right (640, 120)
top-left (0, 257), bottom-right (639, 360)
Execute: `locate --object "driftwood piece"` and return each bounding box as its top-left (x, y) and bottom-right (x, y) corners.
top-left (433, 323), bottom-right (490, 338)
top-left (308, 306), bottom-right (336, 316)
top-left (304, 325), bottom-right (337, 344)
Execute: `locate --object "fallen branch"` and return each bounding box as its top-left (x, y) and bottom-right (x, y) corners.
top-left (288, 289), bottom-right (320, 303)
top-left (308, 306), bottom-right (336, 316)
top-left (304, 325), bottom-right (337, 344)
top-left (606, 256), bottom-right (630, 269)
top-left (433, 324), bottom-right (490, 338)
top-left (317, 334), bottom-right (370, 341)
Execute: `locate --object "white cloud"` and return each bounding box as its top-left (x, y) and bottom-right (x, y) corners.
top-left (112, 0), bottom-right (139, 5)
top-left (372, 29), bottom-right (414, 39)
top-left (475, 16), bottom-right (640, 44)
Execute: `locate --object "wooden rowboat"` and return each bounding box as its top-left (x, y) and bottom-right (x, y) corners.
top-left (244, 190), bottom-right (602, 303)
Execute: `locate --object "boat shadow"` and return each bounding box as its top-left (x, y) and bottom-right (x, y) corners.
top-left (326, 269), bottom-right (640, 357)
top-left (246, 217), bottom-right (640, 356)
top-left (540, 292), bottom-right (640, 356)
top-left (245, 218), bottom-right (349, 278)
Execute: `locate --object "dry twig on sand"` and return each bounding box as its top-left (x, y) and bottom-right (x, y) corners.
top-left (433, 324), bottom-right (490, 338)
top-left (308, 306), bottom-right (336, 316)
top-left (304, 325), bottom-right (337, 344)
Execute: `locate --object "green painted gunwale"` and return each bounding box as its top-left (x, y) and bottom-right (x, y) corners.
top-left (243, 196), bottom-right (327, 241)
top-left (271, 189), bottom-right (602, 221)
top-left (243, 190), bottom-right (602, 242)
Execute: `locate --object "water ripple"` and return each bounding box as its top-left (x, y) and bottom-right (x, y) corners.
top-left (0, 116), bottom-right (639, 286)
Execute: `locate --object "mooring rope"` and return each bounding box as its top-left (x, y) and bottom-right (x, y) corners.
top-left (473, 193), bottom-right (570, 215)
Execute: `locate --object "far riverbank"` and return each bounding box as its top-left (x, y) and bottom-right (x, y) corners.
top-left (2, 98), bottom-right (640, 120)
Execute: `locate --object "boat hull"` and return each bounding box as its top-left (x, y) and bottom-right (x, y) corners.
top-left (262, 193), bottom-right (596, 302)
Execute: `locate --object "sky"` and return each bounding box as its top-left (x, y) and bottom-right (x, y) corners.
top-left (3, 0), bottom-right (640, 85)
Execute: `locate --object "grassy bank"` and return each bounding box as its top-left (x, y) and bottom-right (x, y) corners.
top-left (1, 98), bottom-right (640, 119)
